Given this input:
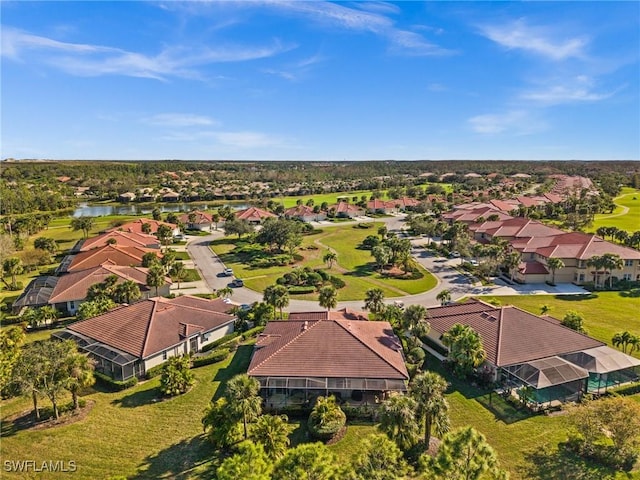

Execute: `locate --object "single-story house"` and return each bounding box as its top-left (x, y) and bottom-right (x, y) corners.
top-left (118, 192), bottom-right (136, 202)
top-left (72, 230), bottom-right (161, 252)
top-left (424, 299), bottom-right (640, 406)
top-left (247, 309), bottom-right (408, 408)
top-left (179, 210), bottom-right (214, 231)
top-left (283, 205), bottom-right (326, 222)
top-left (12, 276), bottom-right (59, 314)
top-left (328, 202), bottom-right (365, 219)
top-left (57, 245), bottom-right (162, 273)
top-left (54, 296), bottom-right (236, 381)
top-left (235, 207), bottom-right (277, 224)
top-left (161, 191), bottom-right (181, 202)
top-left (107, 218), bottom-right (180, 237)
top-left (47, 264), bottom-right (170, 315)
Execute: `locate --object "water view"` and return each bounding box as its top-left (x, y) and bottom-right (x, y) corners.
top-left (72, 203), bottom-right (247, 217)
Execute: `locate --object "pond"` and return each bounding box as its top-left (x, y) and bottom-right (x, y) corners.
top-left (72, 203), bottom-right (248, 217)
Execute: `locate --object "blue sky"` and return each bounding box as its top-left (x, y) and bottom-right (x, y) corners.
top-left (2, 1), bottom-right (638, 161)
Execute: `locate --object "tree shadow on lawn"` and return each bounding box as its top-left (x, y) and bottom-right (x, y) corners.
top-left (343, 262), bottom-right (378, 278)
top-left (519, 443), bottom-right (620, 480)
top-left (212, 345), bottom-right (254, 400)
top-left (111, 383), bottom-right (162, 408)
top-left (132, 434), bottom-right (220, 480)
top-left (553, 293), bottom-right (599, 302)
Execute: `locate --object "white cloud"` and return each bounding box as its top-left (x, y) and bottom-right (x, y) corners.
top-left (468, 110), bottom-right (545, 135)
top-left (1, 26), bottom-right (292, 80)
top-left (479, 19), bottom-right (588, 61)
top-left (161, 128), bottom-right (288, 149)
top-left (520, 76), bottom-right (621, 105)
top-left (263, 53), bottom-right (326, 81)
top-left (143, 113), bottom-right (219, 127)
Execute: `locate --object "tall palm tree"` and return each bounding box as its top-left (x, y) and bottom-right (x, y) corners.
top-left (546, 257), bottom-right (565, 285)
top-left (3, 257), bottom-right (23, 290)
top-left (318, 285), bottom-right (337, 312)
top-left (612, 331), bottom-right (633, 354)
top-left (436, 289), bottom-right (452, 306)
top-left (601, 253), bottom-right (624, 289)
top-left (372, 245), bottom-right (392, 273)
top-left (441, 324), bottom-right (486, 378)
top-left (218, 286), bottom-right (234, 300)
top-left (378, 394), bottom-right (420, 451)
top-left (410, 371), bottom-right (450, 445)
top-left (64, 352), bottom-right (95, 410)
top-left (114, 280), bottom-right (141, 304)
top-left (169, 262), bottom-right (187, 290)
top-left (263, 284), bottom-right (289, 320)
top-left (588, 255), bottom-right (605, 288)
top-left (225, 374), bottom-right (262, 440)
top-left (146, 264), bottom-right (165, 298)
top-left (363, 288), bottom-right (385, 315)
top-left (504, 251), bottom-right (521, 282)
top-left (402, 304), bottom-right (429, 342)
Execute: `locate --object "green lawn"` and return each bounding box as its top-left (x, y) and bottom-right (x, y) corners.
top-left (590, 187), bottom-right (640, 233)
top-left (211, 224), bottom-right (437, 300)
top-left (476, 292), bottom-right (640, 357)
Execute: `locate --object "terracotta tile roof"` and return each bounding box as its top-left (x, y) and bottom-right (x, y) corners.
top-left (78, 230), bottom-right (160, 251)
top-left (107, 218), bottom-right (176, 234)
top-left (367, 198), bottom-right (388, 210)
top-left (66, 245), bottom-right (161, 272)
top-left (284, 205), bottom-right (316, 217)
top-left (235, 207), bottom-right (276, 222)
top-left (518, 261), bottom-right (549, 275)
top-left (288, 308), bottom-right (369, 322)
top-left (248, 314), bottom-right (408, 380)
top-left (330, 202), bottom-right (364, 214)
top-left (68, 296), bottom-right (235, 359)
top-left (489, 199), bottom-right (519, 213)
top-left (426, 302), bottom-right (603, 367)
top-left (179, 210), bottom-right (213, 225)
top-left (49, 265), bottom-right (162, 303)
top-left (516, 232), bottom-right (640, 260)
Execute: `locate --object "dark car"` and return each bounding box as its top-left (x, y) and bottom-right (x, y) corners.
top-left (229, 279), bottom-right (244, 288)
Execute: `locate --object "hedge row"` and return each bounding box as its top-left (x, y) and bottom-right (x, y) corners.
top-left (201, 332), bottom-right (241, 352)
top-left (95, 371), bottom-right (138, 391)
top-left (192, 348), bottom-right (230, 368)
top-left (242, 326), bottom-right (265, 340)
top-left (145, 364), bottom-right (165, 380)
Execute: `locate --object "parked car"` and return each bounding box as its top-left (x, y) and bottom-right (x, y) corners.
top-left (449, 251), bottom-right (461, 258)
top-left (230, 279), bottom-right (244, 288)
top-left (393, 300), bottom-right (405, 309)
top-left (223, 268), bottom-right (233, 276)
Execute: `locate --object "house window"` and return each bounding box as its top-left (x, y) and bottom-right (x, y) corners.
top-left (579, 274), bottom-right (585, 282)
top-left (623, 274), bottom-right (632, 281)
top-left (624, 260), bottom-right (633, 267)
top-left (162, 351), bottom-right (167, 360)
top-left (69, 301), bottom-right (75, 310)
top-left (578, 260), bottom-right (585, 269)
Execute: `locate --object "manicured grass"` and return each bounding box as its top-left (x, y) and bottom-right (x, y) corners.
top-left (182, 268), bottom-right (201, 282)
top-left (476, 292), bottom-right (640, 357)
top-left (590, 187), bottom-right (640, 233)
top-left (0, 344), bottom-right (254, 480)
top-left (210, 224), bottom-right (437, 300)
top-left (172, 251), bottom-right (190, 261)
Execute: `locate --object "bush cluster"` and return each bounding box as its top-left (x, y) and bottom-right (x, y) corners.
top-left (192, 349), bottom-right (230, 368)
top-left (201, 332), bottom-right (241, 352)
top-left (94, 372), bottom-right (138, 391)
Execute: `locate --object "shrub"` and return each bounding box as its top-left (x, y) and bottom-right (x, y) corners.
top-left (201, 332), bottom-right (240, 352)
top-left (160, 355), bottom-right (194, 396)
top-left (329, 276), bottom-right (346, 289)
top-left (241, 326), bottom-right (265, 340)
top-left (308, 395), bottom-right (347, 441)
top-left (192, 349), bottom-right (230, 368)
top-left (145, 363), bottom-right (166, 379)
top-left (94, 372), bottom-right (138, 391)
top-left (315, 269), bottom-right (330, 281)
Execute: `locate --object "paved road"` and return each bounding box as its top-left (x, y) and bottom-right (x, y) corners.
top-left (185, 215), bottom-right (587, 312)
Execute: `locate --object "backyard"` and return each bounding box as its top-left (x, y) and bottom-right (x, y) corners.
top-left (209, 223), bottom-right (437, 301)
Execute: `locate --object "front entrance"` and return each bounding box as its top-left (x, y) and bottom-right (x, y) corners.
top-left (189, 337), bottom-right (198, 353)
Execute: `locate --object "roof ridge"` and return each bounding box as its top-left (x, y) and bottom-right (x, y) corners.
top-left (141, 299), bottom-right (160, 357)
top-left (335, 320), bottom-right (408, 378)
top-left (248, 319), bottom-right (322, 374)
top-left (495, 306), bottom-right (505, 366)
top-left (160, 297), bottom-right (232, 317)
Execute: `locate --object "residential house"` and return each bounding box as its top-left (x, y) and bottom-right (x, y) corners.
top-left (57, 244), bottom-right (161, 273)
top-left (73, 230), bottom-right (160, 252)
top-left (161, 191), bottom-right (181, 202)
top-left (283, 205), bottom-right (326, 222)
top-left (235, 207), bottom-right (277, 224)
top-left (247, 309), bottom-right (408, 408)
top-left (179, 210), bottom-right (214, 231)
top-left (54, 296), bottom-right (236, 381)
top-left (107, 218), bottom-right (181, 237)
top-left (329, 202), bottom-right (365, 219)
top-left (118, 192), bottom-right (136, 202)
top-left (424, 299), bottom-right (639, 405)
top-left (47, 264), bottom-right (170, 315)
top-left (12, 276), bottom-right (59, 314)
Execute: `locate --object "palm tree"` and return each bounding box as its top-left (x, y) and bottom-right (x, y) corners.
top-left (588, 255), bottom-right (605, 288)
top-left (612, 331), bottom-right (633, 353)
top-left (318, 285), bottom-right (337, 312)
top-left (114, 280), bottom-right (141, 304)
top-left (64, 352), bottom-right (95, 410)
top-left (504, 251), bottom-right (521, 282)
top-left (402, 304), bottom-right (429, 342)
top-left (218, 286), bottom-right (234, 300)
top-left (251, 414), bottom-right (291, 460)
top-left (436, 289), bottom-right (452, 306)
top-left (546, 257), bottom-right (565, 285)
top-left (38, 305), bottom-right (59, 327)
top-left (224, 374), bottom-right (262, 440)
top-left (169, 262), bottom-right (187, 290)
top-left (3, 257), bottom-right (23, 290)
top-left (410, 371), bottom-right (450, 445)
top-left (263, 284), bottom-right (289, 320)
top-left (372, 245), bottom-right (391, 273)
top-left (146, 264), bottom-right (165, 297)
top-left (363, 288), bottom-right (385, 315)
top-left (378, 226), bottom-right (388, 240)
top-left (601, 253), bottom-right (624, 289)
top-left (441, 324), bottom-right (486, 378)
top-left (322, 250), bottom-right (337, 269)
top-left (378, 394), bottom-right (420, 451)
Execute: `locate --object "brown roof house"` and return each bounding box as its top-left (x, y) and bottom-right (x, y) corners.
top-left (54, 296), bottom-right (236, 381)
top-left (235, 207), bottom-right (277, 224)
top-left (179, 210), bottom-right (215, 231)
top-left (47, 264), bottom-right (170, 315)
top-left (328, 202), bottom-right (365, 219)
top-left (283, 205), bottom-right (326, 222)
top-left (424, 299), bottom-right (640, 406)
top-left (73, 230), bottom-right (161, 252)
top-left (57, 244), bottom-right (161, 273)
top-left (107, 218), bottom-right (180, 237)
top-left (247, 309), bottom-right (408, 409)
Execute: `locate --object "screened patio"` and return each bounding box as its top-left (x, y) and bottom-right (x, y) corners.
top-left (561, 346), bottom-right (640, 393)
top-left (53, 330), bottom-right (140, 381)
top-left (256, 376), bottom-right (407, 408)
top-left (503, 356), bottom-right (589, 407)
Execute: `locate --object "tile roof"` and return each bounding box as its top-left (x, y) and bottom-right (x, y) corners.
top-left (48, 265), bottom-right (162, 304)
top-left (284, 205), bottom-right (317, 217)
top-left (518, 261), bottom-right (549, 275)
top-left (514, 232), bottom-right (640, 260)
top-left (330, 202), bottom-right (364, 214)
top-left (66, 245), bottom-right (161, 272)
top-left (179, 210), bottom-right (213, 225)
top-left (248, 313), bottom-right (408, 380)
top-left (235, 207), bottom-right (277, 222)
top-left (68, 296), bottom-right (236, 359)
top-left (426, 300), bottom-right (603, 367)
top-left (78, 230), bottom-right (160, 251)
top-left (107, 218), bottom-right (176, 235)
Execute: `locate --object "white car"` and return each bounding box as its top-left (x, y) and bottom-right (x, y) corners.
top-left (223, 268), bottom-right (233, 276)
